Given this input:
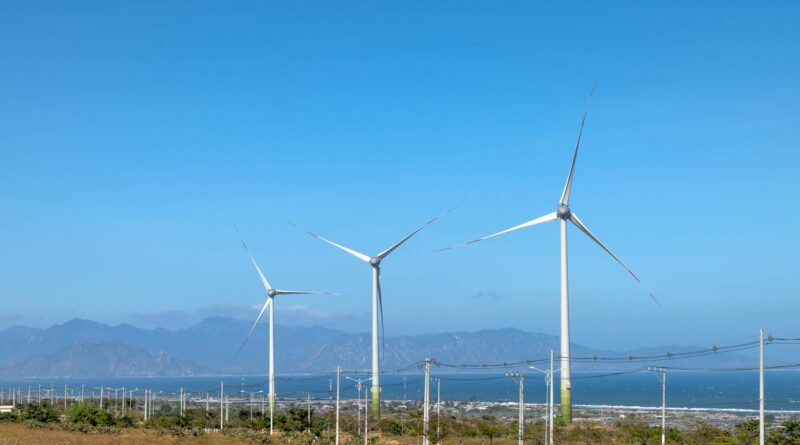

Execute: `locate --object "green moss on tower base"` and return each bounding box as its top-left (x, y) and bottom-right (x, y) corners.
top-left (561, 380), bottom-right (572, 423)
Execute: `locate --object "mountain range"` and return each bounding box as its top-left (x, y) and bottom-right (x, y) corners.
top-left (0, 318), bottom-right (756, 378)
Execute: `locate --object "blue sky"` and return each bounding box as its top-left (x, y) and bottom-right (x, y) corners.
top-left (1, 1), bottom-right (798, 349)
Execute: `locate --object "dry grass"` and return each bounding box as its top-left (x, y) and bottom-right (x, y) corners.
top-left (0, 424), bottom-right (244, 445)
top-left (0, 423), bottom-right (622, 445)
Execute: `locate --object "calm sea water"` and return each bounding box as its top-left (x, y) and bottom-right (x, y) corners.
top-left (3, 371), bottom-right (800, 412)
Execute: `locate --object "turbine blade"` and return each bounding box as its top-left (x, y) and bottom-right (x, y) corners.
top-left (377, 207), bottom-right (456, 260)
top-left (234, 226), bottom-right (273, 292)
top-left (274, 290), bottom-right (345, 296)
top-left (287, 221), bottom-right (371, 263)
top-left (233, 297), bottom-right (272, 360)
top-left (437, 211), bottom-right (557, 252)
top-left (560, 83), bottom-right (596, 206)
top-left (569, 213), bottom-right (660, 306)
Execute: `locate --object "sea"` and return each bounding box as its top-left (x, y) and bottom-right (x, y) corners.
top-left (2, 371), bottom-right (800, 413)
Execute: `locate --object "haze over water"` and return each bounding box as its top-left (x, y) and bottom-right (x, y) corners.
top-left (5, 371), bottom-right (800, 412)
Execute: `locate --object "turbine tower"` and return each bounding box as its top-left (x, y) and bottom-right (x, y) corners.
top-left (440, 88), bottom-right (657, 422)
top-left (234, 229), bottom-right (342, 435)
top-left (291, 208), bottom-right (453, 420)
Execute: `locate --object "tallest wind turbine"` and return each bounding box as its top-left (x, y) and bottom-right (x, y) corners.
top-left (291, 208), bottom-right (453, 420)
top-left (440, 88), bottom-right (657, 423)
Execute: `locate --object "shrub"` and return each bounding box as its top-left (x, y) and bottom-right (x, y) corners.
top-left (380, 418), bottom-right (404, 436)
top-left (223, 427), bottom-right (272, 443)
top-left (0, 411), bottom-right (19, 423)
top-left (115, 415), bottom-right (134, 428)
top-left (146, 413), bottom-right (189, 429)
top-left (65, 403), bottom-right (114, 426)
top-left (20, 403), bottom-right (59, 423)
top-left (22, 419), bottom-right (47, 429)
top-left (768, 418), bottom-right (800, 445)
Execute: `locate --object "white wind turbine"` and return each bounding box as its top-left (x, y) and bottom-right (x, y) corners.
top-left (290, 208), bottom-right (453, 420)
top-left (234, 228), bottom-right (342, 435)
top-left (439, 88), bottom-right (658, 422)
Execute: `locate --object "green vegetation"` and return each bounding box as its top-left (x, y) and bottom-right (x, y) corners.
top-left (4, 400), bottom-right (800, 444)
top-left (66, 403), bottom-right (115, 426)
top-left (20, 402), bottom-right (59, 423)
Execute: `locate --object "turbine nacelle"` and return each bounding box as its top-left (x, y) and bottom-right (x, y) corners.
top-left (369, 257), bottom-right (381, 267)
top-left (268, 289), bottom-right (277, 297)
top-left (557, 204), bottom-right (571, 220)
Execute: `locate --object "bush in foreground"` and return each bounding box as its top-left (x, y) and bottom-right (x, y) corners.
top-left (20, 403), bottom-right (58, 423)
top-left (65, 403), bottom-right (114, 427)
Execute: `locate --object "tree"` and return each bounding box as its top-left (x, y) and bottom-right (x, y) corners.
top-left (477, 415), bottom-right (504, 445)
top-left (735, 419), bottom-right (760, 445)
top-left (768, 418), bottom-right (800, 445)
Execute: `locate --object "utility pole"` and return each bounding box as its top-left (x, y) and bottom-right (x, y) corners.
top-left (435, 378), bottom-right (442, 445)
top-left (346, 376), bottom-right (372, 437)
top-left (549, 350), bottom-right (554, 445)
top-left (543, 372), bottom-right (548, 445)
top-left (507, 372), bottom-right (524, 445)
top-left (356, 382), bottom-right (362, 436)
top-left (423, 358), bottom-right (431, 445)
top-left (760, 328), bottom-right (765, 445)
top-left (649, 367), bottom-right (666, 445)
top-left (220, 381), bottom-right (224, 430)
top-left (336, 366), bottom-right (340, 445)
top-left (661, 369), bottom-right (666, 445)
top-left (364, 386), bottom-right (369, 445)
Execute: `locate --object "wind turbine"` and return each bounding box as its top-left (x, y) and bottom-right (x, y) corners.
top-left (234, 228), bottom-right (342, 435)
top-left (290, 208), bottom-right (454, 420)
top-left (439, 88), bottom-right (657, 422)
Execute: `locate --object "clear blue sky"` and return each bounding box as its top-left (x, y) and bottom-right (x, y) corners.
top-left (1, 1), bottom-right (798, 350)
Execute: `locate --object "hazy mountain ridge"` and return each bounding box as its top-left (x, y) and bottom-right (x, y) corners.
top-left (0, 341), bottom-right (210, 378)
top-left (0, 318), bottom-right (755, 378)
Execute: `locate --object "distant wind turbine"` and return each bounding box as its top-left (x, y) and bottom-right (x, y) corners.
top-left (290, 208), bottom-right (454, 420)
top-left (439, 87), bottom-right (658, 422)
top-left (234, 227), bottom-right (343, 435)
